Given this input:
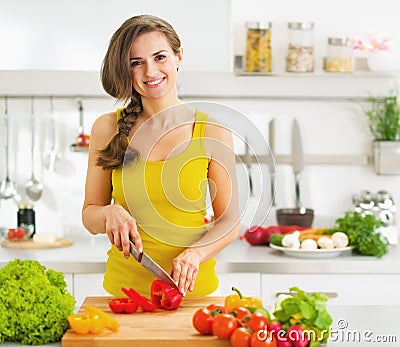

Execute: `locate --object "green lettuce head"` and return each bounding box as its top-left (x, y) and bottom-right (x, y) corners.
top-left (0, 259), bottom-right (75, 345)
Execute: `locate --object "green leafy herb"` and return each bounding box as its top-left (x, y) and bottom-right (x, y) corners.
top-left (0, 259), bottom-right (75, 345)
top-left (325, 211), bottom-right (388, 258)
top-left (362, 93), bottom-right (400, 141)
top-left (273, 287), bottom-right (332, 346)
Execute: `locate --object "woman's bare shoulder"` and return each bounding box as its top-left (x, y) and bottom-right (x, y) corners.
top-left (90, 111), bottom-right (118, 147)
top-left (205, 116), bottom-right (233, 143)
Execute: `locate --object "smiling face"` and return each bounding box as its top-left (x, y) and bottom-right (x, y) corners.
top-left (129, 31), bottom-right (182, 103)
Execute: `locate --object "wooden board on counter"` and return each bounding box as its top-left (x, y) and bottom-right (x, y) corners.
top-left (62, 296), bottom-right (230, 347)
top-left (1, 237), bottom-right (73, 249)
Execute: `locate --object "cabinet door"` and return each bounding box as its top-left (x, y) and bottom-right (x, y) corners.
top-left (261, 274), bottom-right (400, 307)
top-left (74, 274), bottom-right (111, 309)
top-left (217, 272), bottom-right (261, 297)
top-left (64, 273), bottom-right (74, 296)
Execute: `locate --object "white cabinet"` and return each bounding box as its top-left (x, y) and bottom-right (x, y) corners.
top-left (261, 274), bottom-right (400, 307)
top-left (73, 273), bottom-right (110, 309)
top-left (64, 273), bottom-right (74, 297)
top-left (217, 272), bottom-right (262, 297)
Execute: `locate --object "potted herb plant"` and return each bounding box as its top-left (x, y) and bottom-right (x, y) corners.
top-left (362, 92), bottom-right (400, 174)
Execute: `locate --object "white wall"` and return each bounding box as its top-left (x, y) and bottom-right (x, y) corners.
top-left (0, 0), bottom-right (399, 236)
top-left (0, 0), bottom-right (231, 71)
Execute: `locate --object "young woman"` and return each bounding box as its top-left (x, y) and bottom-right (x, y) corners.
top-left (82, 14), bottom-right (240, 297)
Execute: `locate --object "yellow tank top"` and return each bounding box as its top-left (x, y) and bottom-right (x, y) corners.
top-left (103, 109), bottom-right (219, 297)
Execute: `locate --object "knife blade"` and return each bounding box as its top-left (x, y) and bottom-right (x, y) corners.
top-left (268, 119), bottom-right (276, 206)
top-left (129, 239), bottom-right (179, 290)
top-left (292, 119), bottom-right (304, 209)
top-left (244, 136), bottom-right (253, 196)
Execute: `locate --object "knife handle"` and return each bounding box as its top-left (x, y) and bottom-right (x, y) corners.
top-left (271, 173), bottom-right (276, 206)
top-left (249, 171), bottom-right (253, 197)
top-left (295, 174), bottom-right (301, 208)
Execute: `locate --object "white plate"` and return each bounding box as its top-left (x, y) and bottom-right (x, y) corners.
top-left (269, 244), bottom-right (353, 258)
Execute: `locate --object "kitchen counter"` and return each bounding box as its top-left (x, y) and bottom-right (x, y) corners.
top-left (2, 302), bottom-right (400, 347)
top-left (1, 234), bottom-right (400, 274)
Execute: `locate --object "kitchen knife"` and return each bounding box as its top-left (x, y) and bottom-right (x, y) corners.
top-left (292, 119), bottom-right (304, 210)
top-left (129, 239), bottom-right (179, 290)
top-left (268, 119), bottom-right (276, 206)
top-left (244, 136), bottom-right (253, 196)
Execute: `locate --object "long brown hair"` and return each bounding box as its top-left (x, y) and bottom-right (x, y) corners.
top-left (97, 14), bottom-right (182, 169)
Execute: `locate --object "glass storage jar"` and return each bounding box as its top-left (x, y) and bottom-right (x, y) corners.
top-left (286, 22), bottom-right (314, 72)
top-left (245, 21), bottom-right (272, 72)
top-left (325, 37), bottom-right (353, 73)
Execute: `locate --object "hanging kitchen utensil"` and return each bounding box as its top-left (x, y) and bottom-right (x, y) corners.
top-left (244, 136), bottom-right (253, 197)
top-left (70, 98), bottom-right (90, 151)
top-left (0, 96), bottom-right (17, 200)
top-left (26, 96), bottom-right (43, 201)
top-left (45, 96), bottom-right (58, 171)
top-left (268, 119), bottom-right (276, 206)
top-left (292, 118), bottom-right (305, 213)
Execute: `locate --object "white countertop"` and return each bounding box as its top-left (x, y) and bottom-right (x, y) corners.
top-left (1, 233), bottom-right (399, 275)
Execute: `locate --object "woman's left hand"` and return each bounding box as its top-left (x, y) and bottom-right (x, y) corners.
top-left (171, 249), bottom-right (202, 295)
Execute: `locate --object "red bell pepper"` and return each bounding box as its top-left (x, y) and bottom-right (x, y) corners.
top-left (121, 287), bottom-right (157, 312)
top-left (150, 279), bottom-right (183, 310)
top-left (108, 297), bottom-right (139, 314)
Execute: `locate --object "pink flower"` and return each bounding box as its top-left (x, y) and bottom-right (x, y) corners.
top-left (348, 32), bottom-right (392, 52)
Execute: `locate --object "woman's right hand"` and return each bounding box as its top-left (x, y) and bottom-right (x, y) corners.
top-left (102, 204), bottom-right (143, 259)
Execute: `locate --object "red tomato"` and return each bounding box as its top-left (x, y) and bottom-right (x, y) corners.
top-left (15, 227), bottom-right (25, 239)
top-left (7, 229), bottom-right (16, 240)
top-left (207, 303), bottom-right (227, 314)
top-left (247, 312), bottom-right (269, 333)
top-left (250, 331), bottom-right (277, 347)
top-left (212, 313), bottom-right (238, 339)
top-left (192, 308), bottom-right (214, 335)
top-left (230, 307), bottom-right (251, 320)
top-left (231, 327), bottom-right (252, 347)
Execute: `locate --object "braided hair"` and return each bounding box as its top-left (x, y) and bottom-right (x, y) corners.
top-left (96, 15), bottom-right (182, 170)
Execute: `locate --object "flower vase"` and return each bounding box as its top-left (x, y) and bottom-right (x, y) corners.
top-left (367, 51), bottom-right (397, 73)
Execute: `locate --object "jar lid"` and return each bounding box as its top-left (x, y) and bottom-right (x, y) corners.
top-left (246, 21), bottom-right (271, 29)
top-left (328, 37), bottom-right (349, 46)
top-left (288, 22), bottom-right (314, 30)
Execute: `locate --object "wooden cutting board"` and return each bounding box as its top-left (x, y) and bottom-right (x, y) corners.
top-left (1, 237), bottom-right (73, 249)
top-left (62, 296), bottom-right (231, 347)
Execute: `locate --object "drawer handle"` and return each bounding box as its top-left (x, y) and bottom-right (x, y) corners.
top-left (275, 292), bottom-right (338, 298)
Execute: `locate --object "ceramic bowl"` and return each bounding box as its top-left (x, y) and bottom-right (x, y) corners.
top-left (276, 208), bottom-right (314, 228)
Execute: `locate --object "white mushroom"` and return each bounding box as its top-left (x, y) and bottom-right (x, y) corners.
top-left (331, 232), bottom-right (349, 248)
top-left (317, 236), bottom-right (335, 249)
top-left (282, 231), bottom-right (301, 249)
top-left (301, 238), bottom-right (318, 250)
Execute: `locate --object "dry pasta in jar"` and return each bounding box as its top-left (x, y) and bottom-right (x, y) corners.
top-left (245, 21), bottom-right (272, 72)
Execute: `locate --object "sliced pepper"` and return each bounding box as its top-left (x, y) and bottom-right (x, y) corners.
top-left (150, 279), bottom-right (183, 310)
top-left (67, 313), bottom-right (105, 334)
top-left (85, 304), bottom-right (120, 331)
top-left (122, 287), bottom-right (157, 312)
top-left (224, 287), bottom-right (263, 311)
top-left (109, 297), bottom-right (139, 314)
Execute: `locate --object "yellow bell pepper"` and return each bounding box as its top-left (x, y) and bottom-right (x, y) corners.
top-left (224, 287), bottom-right (263, 311)
top-left (85, 304), bottom-right (120, 331)
top-left (67, 314), bottom-right (105, 334)
top-left (67, 305), bottom-right (120, 335)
